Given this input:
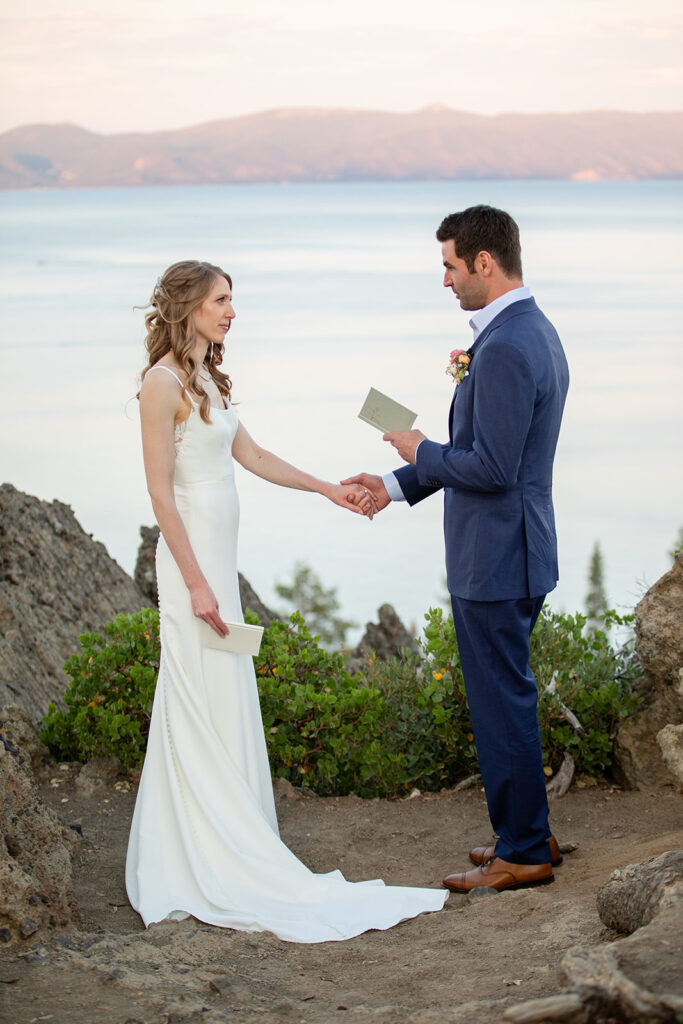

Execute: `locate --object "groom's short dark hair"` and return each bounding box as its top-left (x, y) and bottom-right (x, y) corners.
top-left (436, 205), bottom-right (523, 279)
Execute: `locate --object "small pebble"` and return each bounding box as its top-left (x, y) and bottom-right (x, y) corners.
top-left (465, 886), bottom-right (499, 903)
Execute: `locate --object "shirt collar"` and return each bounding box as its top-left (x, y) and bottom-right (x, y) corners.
top-left (469, 286), bottom-right (531, 342)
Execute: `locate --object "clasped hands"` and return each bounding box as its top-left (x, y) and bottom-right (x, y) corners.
top-left (335, 429), bottom-right (427, 519)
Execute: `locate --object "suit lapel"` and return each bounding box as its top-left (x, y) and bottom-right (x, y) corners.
top-left (447, 297), bottom-right (538, 443)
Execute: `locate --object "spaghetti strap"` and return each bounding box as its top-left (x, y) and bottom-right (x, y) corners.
top-left (147, 365), bottom-right (184, 388)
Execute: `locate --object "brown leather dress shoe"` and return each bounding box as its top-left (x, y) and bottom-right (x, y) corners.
top-left (469, 834), bottom-right (562, 867)
top-left (443, 856), bottom-right (554, 893)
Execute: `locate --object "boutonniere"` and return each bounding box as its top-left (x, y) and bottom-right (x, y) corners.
top-left (446, 349), bottom-right (472, 386)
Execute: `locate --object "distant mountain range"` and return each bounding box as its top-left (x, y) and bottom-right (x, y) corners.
top-left (1, 107), bottom-right (681, 189)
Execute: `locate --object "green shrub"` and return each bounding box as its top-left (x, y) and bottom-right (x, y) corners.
top-left (419, 605), bottom-right (643, 777)
top-left (42, 603), bottom-right (642, 795)
top-left (530, 608), bottom-right (642, 774)
top-left (41, 608), bottom-right (160, 768)
top-left (258, 610), bottom-right (479, 796)
top-left (253, 611), bottom-right (386, 795)
top-left (357, 645), bottom-right (479, 795)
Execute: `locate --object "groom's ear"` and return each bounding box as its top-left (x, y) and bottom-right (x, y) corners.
top-left (475, 251), bottom-right (494, 277)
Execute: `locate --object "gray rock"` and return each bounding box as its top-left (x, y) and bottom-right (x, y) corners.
top-left (504, 851), bottom-right (683, 1023)
top-left (502, 994), bottom-right (587, 1023)
top-left (561, 852), bottom-right (683, 1023)
top-left (465, 886), bottom-right (499, 902)
top-left (633, 552), bottom-right (683, 695)
top-left (560, 904), bottom-right (683, 1022)
top-left (0, 718), bottom-right (79, 942)
top-left (19, 916), bottom-right (39, 939)
top-left (0, 705), bottom-right (50, 771)
top-left (657, 722), bottom-right (683, 786)
top-left (351, 603), bottom-right (418, 668)
top-left (0, 484), bottom-right (147, 720)
top-left (613, 553), bottom-right (683, 789)
top-left (133, 524), bottom-right (160, 605)
top-left (238, 572), bottom-right (279, 628)
top-left (75, 755), bottom-right (123, 796)
top-left (134, 522), bottom-right (278, 627)
top-left (272, 777), bottom-right (305, 802)
top-left (596, 849), bottom-right (683, 934)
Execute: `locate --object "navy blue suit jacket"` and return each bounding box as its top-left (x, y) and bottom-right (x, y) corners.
top-left (394, 297), bottom-right (569, 601)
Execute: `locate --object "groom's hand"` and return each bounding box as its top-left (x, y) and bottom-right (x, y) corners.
top-left (340, 473), bottom-right (391, 513)
top-left (383, 429), bottom-right (427, 465)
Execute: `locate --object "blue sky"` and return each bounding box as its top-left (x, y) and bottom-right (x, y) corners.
top-left (1, 0), bottom-right (682, 132)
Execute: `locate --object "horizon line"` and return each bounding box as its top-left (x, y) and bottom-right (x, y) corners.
top-left (3, 104), bottom-right (683, 138)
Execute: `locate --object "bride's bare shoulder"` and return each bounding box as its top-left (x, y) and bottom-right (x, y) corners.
top-left (140, 364), bottom-right (189, 417)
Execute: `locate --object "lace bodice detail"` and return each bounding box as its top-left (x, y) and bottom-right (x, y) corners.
top-left (173, 419), bottom-right (187, 456)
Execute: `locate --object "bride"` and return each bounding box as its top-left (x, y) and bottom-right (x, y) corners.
top-left (125, 260), bottom-right (447, 942)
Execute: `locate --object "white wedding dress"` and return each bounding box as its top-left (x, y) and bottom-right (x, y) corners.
top-left (125, 369), bottom-right (447, 942)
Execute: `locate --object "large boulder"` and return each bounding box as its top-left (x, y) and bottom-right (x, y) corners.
top-left (657, 724), bottom-right (683, 787)
top-left (613, 553), bottom-right (683, 789)
top-left (0, 484), bottom-right (147, 720)
top-left (0, 704), bottom-right (50, 773)
top-left (133, 524), bottom-right (160, 604)
top-left (596, 849), bottom-right (683, 934)
top-left (351, 603), bottom-right (418, 667)
top-left (238, 572), bottom-right (279, 628)
top-left (504, 850), bottom-right (683, 1024)
top-left (134, 523), bottom-right (279, 626)
top-left (0, 706), bottom-right (79, 943)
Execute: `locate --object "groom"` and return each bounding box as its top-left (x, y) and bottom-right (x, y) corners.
top-left (345, 205), bottom-right (569, 892)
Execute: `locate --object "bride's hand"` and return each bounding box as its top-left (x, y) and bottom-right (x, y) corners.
top-left (325, 483), bottom-right (377, 520)
top-left (189, 581), bottom-right (230, 636)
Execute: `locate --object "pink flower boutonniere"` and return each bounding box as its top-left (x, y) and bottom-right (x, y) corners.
top-left (446, 349), bottom-right (472, 386)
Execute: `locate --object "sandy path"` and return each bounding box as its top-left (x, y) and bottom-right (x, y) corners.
top-left (1, 770), bottom-right (681, 1024)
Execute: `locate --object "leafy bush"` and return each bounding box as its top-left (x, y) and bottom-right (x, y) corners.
top-left (42, 603), bottom-right (642, 795)
top-left (41, 608), bottom-right (160, 768)
top-left (419, 605), bottom-right (642, 778)
top-left (530, 608), bottom-right (642, 774)
top-left (253, 611), bottom-right (386, 795)
top-left (356, 646), bottom-right (479, 795)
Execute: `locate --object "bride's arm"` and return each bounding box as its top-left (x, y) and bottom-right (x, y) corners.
top-left (231, 421), bottom-right (376, 517)
top-left (139, 373), bottom-right (228, 636)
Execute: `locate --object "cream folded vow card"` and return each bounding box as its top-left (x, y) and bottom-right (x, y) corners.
top-left (203, 622), bottom-right (265, 656)
top-left (358, 388), bottom-right (417, 433)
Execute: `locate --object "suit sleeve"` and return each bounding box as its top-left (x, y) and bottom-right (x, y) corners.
top-left (415, 339), bottom-right (535, 493)
top-left (392, 462), bottom-right (444, 507)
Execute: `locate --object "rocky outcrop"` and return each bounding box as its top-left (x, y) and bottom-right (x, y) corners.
top-left (133, 523), bottom-right (279, 626)
top-left (504, 850), bottom-right (683, 1024)
top-left (133, 524), bottom-right (160, 604)
top-left (0, 484), bottom-right (147, 720)
top-left (613, 553), bottom-right (683, 789)
top-left (351, 603), bottom-right (418, 668)
top-left (0, 706), bottom-right (79, 942)
top-left (596, 849), bottom-right (683, 934)
top-left (657, 724), bottom-right (683, 786)
top-left (0, 704), bottom-right (51, 773)
top-left (238, 573), bottom-right (279, 628)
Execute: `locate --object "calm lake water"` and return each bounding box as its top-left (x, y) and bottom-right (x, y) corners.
top-left (1, 181), bottom-right (681, 640)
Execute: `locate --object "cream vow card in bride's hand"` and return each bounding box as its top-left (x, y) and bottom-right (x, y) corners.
top-left (202, 622), bottom-right (265, 656)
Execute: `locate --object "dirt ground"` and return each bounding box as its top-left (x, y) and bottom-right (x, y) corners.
top-left (1, 768), bottom-right (681, 1024)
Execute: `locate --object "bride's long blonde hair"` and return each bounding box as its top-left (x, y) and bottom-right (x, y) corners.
top-left (140, 260), bottom-right (233, 423)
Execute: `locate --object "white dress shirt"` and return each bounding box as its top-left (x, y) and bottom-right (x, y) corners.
top-left (383, 286), bottom-right (532, 502)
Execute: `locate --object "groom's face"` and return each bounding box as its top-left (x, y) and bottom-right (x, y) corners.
top-left (441, 240), bottom-right (488, 311)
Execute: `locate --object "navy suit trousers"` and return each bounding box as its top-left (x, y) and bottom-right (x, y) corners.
top-left (450, 594), bottom-right (551, 865)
